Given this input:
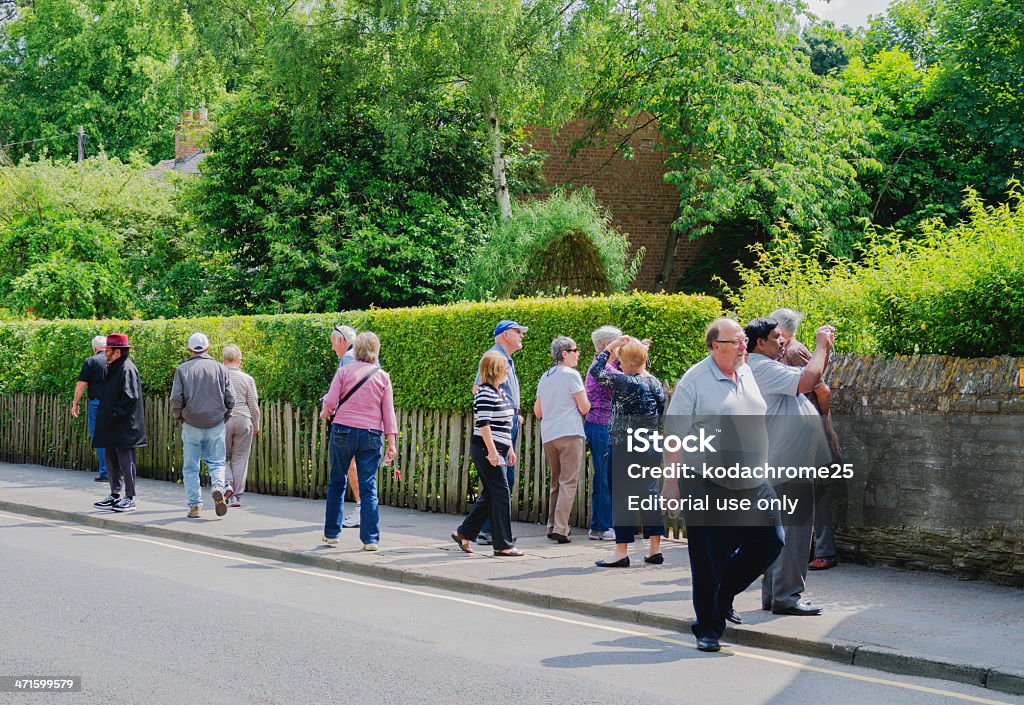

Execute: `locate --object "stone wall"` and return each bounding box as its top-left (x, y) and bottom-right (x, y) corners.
top-left (826, 354), bottom-right (1024, 585)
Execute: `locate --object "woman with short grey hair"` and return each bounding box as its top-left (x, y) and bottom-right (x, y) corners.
top-left (591, 326), bottom-right (622, 354)
top-left (534, 336), bottom-right (591, 543)
top-left (770, 308), bottom-right (803, 336)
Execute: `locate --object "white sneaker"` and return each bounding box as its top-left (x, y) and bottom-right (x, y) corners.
top-left (342, 503), bottom-right (361, 528)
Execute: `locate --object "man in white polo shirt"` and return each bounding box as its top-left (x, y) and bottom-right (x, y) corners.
top-left (745, 316), bottom-right (834, 617)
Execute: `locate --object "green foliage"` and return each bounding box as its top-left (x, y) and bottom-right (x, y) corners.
top-left (0, 0), bottom-right (213, 162)
top-left (186, 80), bottom-right (493, 313)
top-left (848, 0), bottom-right (1024, 232)
top-left (583, 0), bottom-right (878, 290)
top-left (723, 186), bottom-right (1024, 357)
top-left (0, 156), bottom-right (205, 318)
top-left (462, 189), bottom-right (642, 300)
top-left (0, 293), bottom-right (721, 410)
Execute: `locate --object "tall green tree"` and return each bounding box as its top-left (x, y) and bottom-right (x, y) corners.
top-left (583, 0), bottom-right (877, 291)
top-left (0, 0), bottom-right (217, 161)
top-left (847, 0), bottom-right (1023, 230)
top-left (353, 0), bottom-right (616, 219)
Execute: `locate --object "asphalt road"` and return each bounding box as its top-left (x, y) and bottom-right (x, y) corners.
top-left (1, 511), bottom-right (1018, 705)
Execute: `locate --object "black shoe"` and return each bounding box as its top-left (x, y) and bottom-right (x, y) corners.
top-left (772, 601), bottom-right (822, 616)
top-left (476, 532), bottom-right (493, 546)
top-left (94, 476), bottom-right (108, 482)
top-left (550, 533), bottom-right (570, 544)
top-left (212, 488), bottom-right (227, 517)
top-left (595, 556), bottom-right (630, 568)
top-left (716, 589), bottom-right (742, 624)
top-left (93, 494), bottom-right (119, 509)
top-left (643, 553), bottom-right (664, 565)
top-left (111, 497), bottom-right (136, 513)
top-left (697, 637), bottom-right (721, 652)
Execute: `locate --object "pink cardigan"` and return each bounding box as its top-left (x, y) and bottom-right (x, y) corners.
top-left (322, 361), bottom-right (398, 434)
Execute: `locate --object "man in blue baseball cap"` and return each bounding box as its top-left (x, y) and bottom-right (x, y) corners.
top-left (472, 320), bottom-right (527, 544)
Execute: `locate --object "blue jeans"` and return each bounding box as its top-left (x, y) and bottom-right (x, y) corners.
top-left (585, 420), bottom-right (611, 531)
top-left (86, 399), bottom-right (107, 478)
top-left (482, 413), bottom-right (518, 534)
top-left (325, 425), bottom-right (383, 545)
top-left (181, 422), bottom-right (226, 507)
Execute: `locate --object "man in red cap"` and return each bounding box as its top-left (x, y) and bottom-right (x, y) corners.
top-left (92, 333), bottom-right (147, 513)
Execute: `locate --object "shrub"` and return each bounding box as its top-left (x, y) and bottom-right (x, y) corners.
top-left (462, 189), bottom-right (643, 301)
top-left (724, 185), bottom-right (1024, 356)
top-left (0, 293), bottom-right (720, 411)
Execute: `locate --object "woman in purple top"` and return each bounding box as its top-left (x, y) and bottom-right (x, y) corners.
top-left (584, 325), bottom-right (622, 540)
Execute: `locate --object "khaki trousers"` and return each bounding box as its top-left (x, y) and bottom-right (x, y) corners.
top-left (224, 415), bottom-right (254, 496)
top-left (544, 435), bottom-right (585, 535)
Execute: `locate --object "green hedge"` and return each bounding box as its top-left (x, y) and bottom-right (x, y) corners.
top-left (0, 293), bottom-right (721, 411)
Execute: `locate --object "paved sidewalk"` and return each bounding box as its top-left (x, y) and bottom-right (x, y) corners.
top-left (3, 462), bottom-right (1024, 696)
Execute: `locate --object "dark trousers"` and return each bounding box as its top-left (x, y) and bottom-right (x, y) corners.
top-left (106, 447), bottom-right (137, 498)
top-left (481, 413), bottom-right (518, 534)
top-left (459, 441), bottom-right (515, 550)
top-left (685, 484), bottom-right (784, 640)
top-left (609, 443), bottom-right (664, 544)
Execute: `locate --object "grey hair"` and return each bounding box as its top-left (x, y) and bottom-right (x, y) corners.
top-left (222, 344), bottom-right (242, 363)
top-left (550, 336), bottom-right (577, 365)
top-left (769, 308), bottom-right (804, 335)
top-left (591, 325), bottom-right (622, 352)
top-left (91, 335), bottom-right (107, 351)
top-left (353, 331), bottom-right (380, 363)
top-left (331, 324), bottom-right (356, 344)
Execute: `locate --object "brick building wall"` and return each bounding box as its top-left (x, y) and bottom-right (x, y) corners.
top-left (526, 116), bottom-right (704, 291)
top-left (827, 353), bottom-right (1024, 585)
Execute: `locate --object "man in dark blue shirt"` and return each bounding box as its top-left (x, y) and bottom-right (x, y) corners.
top-left (71, 335), bottom-right (109, 481)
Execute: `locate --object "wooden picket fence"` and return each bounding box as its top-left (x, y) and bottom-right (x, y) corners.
top-left (0, 393), bottom-right (686, 534)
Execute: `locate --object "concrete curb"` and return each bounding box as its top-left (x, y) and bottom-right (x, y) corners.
top-left (4, 499), bottom-right (1023, 697)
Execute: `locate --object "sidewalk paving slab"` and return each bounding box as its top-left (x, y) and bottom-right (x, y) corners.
top-left (2, 462), bottom-right (1024, 696)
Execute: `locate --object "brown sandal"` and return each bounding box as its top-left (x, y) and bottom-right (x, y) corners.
top-left (493, 548), bottom-right (525, 557)
top-left (451, 531), bottom-right (473, 554)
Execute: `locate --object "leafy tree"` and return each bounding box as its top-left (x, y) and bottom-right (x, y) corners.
top-left (583, 0), bottom-right (877, 291)
top-left (186, 86), bottom-right (493, 313)
top-left (798, 22), bottom-right (856, 76)
top-left (351, 0), bottom-right (616, 219)
top-left (847, 0), bottom-right (1023, 231)
top-left (0, 0), bottom-right (220, 162)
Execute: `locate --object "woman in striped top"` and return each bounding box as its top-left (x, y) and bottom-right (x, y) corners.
top-left (452, 351), bottom-right (524, 556)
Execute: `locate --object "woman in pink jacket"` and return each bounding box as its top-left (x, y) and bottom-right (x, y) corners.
top-left (319, 332), bottom-right (398, 550)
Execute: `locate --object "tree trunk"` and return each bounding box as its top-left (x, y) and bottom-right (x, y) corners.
top-left (488, 101), bottom-right (512, 221)
top-left (651, 227), bottom-right (680, 293)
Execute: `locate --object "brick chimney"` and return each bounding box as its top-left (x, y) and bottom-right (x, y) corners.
top-left (174, 108), bottom-right (211, 162)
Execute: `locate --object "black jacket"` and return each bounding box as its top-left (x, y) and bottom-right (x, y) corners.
top-left (93, 354), bottom-right (147, 449)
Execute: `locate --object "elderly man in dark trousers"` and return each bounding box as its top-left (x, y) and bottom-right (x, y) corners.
top-left (171, 332), bottom-right (234, 519)
top-left (71, 335), bottom-right (109, 482)
top-left (665, 318), bottom-right (784, 653)
top-left (745, 317), bottom-right (834, 617)
top-left (91, 334), bottom-right (146, 513)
